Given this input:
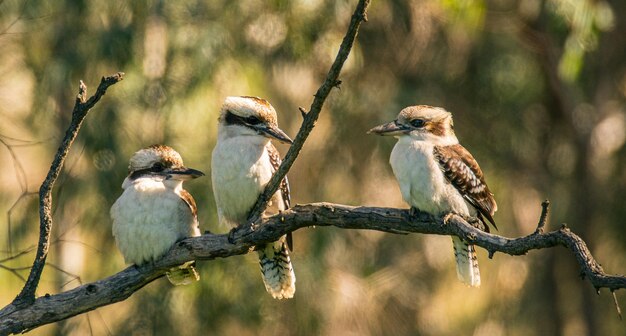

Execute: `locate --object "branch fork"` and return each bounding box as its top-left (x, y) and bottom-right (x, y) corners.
top-left (4, 0), bottom-right (625, 333)
top-left (12, 73), bottom-right (124, 308)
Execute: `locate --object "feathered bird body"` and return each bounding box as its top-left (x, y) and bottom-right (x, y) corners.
top-left (212, 96), bottom-right (295, 299)
top-left (111, 145), bottom-right (203, 285)
top-left (370, 105), bottom-right (497, 287)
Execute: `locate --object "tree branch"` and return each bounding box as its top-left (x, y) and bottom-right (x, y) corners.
top-left (2, 0), bottom-right (371, 329)
top-left (2, 202), bottom-right (624, 334)
top-left (243, 0), bottom-right (371, 226)
top-left (3, 0), bottom-right (621, 334)
top-left (12, 73), bottom-right (124, 308)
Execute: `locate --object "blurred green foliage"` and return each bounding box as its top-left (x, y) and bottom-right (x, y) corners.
top-left (1, 0), bottom-right (625, 335)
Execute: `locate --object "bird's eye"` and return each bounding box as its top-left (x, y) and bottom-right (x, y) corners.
top-left (152, 162), bottom-right (165, 172)
top-left (410, 119), bottom-right (425, 128)
top-left (246, 116), bottom-right (262, 125)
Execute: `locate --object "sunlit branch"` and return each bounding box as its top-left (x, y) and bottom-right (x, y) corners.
top-left (12, 73), bottom-right (124, 308)
top-left (244, 0), bottom-right (371, 226)
top-left (2, 201), bottom-right (624, 334)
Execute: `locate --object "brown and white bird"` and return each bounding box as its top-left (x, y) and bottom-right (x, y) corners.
top-left (111, 145), bottom-right (204, 285)
top-left (211, 96), bottom-right (296, 299)
top-left (369, 105), bottom-right (497, 287)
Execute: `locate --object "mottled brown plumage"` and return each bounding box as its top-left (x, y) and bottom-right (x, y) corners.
top-left (433, 144), bottom-right (498, 230)
top-left (129, 144), bottom-right (184, 172)
top-left (241, 96), bottom-right (272, 108)
top-left (267, 143), bottom-right (293, 250)
top-left (370, 104), bottom-right (497, 287)
top-left (179, 189), bottom-right (199, 221)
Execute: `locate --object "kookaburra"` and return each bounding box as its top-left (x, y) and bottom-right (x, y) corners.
top-left (369, 105), bottom-right (497, 287)
top-left (111, 145), bottom-right (204, 285)
top-left (211, 96), bottom-right (296, 299)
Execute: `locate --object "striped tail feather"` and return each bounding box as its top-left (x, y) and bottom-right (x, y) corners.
top-left (258, 238), bottom-right (296, 299)
top-left (166, 261), bottom-right (200, 286)
top-left (452, 237), bottom-right (481, 287)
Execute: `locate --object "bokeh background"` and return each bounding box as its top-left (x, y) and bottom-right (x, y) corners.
top-left (1, 0), bottom-right (625, 335)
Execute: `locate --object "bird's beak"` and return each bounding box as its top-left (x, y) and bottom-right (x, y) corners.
top-left (166, 167), bottom-right (205, 180)
top-left (367, 120), bottom-right (410, 136)
top-left (258, 124), bottom-right (293, 144)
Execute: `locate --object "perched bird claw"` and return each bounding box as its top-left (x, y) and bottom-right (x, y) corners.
top-left (442, 212), bottom-right (455, 224)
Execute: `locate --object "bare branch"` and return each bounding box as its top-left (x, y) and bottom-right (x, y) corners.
top-left (612, 291), bottom-right (622, 320)
top-left (0, 0), bottom-right (30, 36)
top-left (0, 246), bottom-right (36, 264)
top-left (1, 201), bottom-right (624, 334)
top-left (3, 0), bottom-right (370, 326)
top-left (0, 264), bottom-right (27, 282)
top-left (243, 0), bottom-right (372, 227)
top-left (535, 199), bottom-right (550, 234)
top-left (12, 73), bottom-right (124, 308)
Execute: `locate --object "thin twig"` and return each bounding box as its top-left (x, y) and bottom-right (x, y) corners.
top-left (12, 72), bottom-right (124, 307)
top-left (0, 0), bottom-right (31, 35)
top-left (6, 192), bottom-right (37, 254)
top-left (0, 134), bottom-right (38, 254)
top-left (242, 0), bottom-right (372, 229)
top-left (45, 262), bottom-right (83, 289)
top-left (0, 264), bottom-right (27, 282)
top-left (612, 290), bottom-right (622, 320)
top-left (298, 107), bottom-right (307, 118)
top-left (0, 246), bottom-right (36, 264)
top-left (535, 199), bottom-right (550, 234)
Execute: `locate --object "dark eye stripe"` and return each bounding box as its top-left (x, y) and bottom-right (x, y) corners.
top-left (129, 162), bottom-right (167, 179)
top-left (225, 110), bottom-right (263, 128)
top-left (245, 116), bottom-right (262, 125)
top-left (225, 111), bottom-right (245, 126)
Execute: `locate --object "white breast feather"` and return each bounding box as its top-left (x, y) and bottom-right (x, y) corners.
top-left (211, 137), bottom-right (282, 228)
top-left (110, 178), bottom-right (199, 265)
top-left (390, 137), bottom-right (475, 217)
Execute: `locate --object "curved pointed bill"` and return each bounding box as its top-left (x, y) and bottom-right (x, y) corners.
top-left (258, 125), bottom-right (293, 144)
top-left (367, 120), bottom-right (410, 136)
top-left (166, 167), bottom-right (205, 180)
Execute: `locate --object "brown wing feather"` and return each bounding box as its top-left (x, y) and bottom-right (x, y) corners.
top-left (179, 189), bottom-right (198, 221)
top-left (179, 189), bottom-right (200, 234)
top-left (268, 143), bottom-right (293, 250)
top-left (433, 144), bottom-right (498, 230)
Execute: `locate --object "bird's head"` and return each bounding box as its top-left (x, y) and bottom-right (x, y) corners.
top-left (218, 96), bottom-right (293, 144)
top-left (127, 145), bottom-right (204, 183)
top-left (368, 105), bottom-right (457, 145)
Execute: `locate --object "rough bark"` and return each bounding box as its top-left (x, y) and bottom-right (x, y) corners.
top-left (2, 202), bottom-right (624, 334)
top-left (13, 73), bottom-right (125, 308)
top-left (2, 0), bottom-right (624, 334)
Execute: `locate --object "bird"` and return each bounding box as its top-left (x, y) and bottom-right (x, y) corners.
top-left (368, 105), bottom-right (497, 287)
top-left (110, 144), bottom-right (205, 285)
top-left (211, 95), bottom-right (296, 299)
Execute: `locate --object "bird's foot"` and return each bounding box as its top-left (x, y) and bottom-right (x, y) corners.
top-left (465, 216), bottom-right (486, 230)
top-left (442, 212), bottom-right (455, 224)
top-left (450, 213), bottom-right (487, 231)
